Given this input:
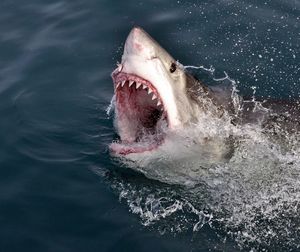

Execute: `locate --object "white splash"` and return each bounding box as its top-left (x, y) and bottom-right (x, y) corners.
top-left (105, 66), bottom-right (300, 250)
top-left (106, 94), bottom-right (115, 117)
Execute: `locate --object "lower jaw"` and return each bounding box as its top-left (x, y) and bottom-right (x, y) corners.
top-left (109, 138), bottom-right (164, 155)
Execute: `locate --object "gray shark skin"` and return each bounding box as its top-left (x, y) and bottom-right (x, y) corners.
top-left (110, 27), bottom-right (300, 160)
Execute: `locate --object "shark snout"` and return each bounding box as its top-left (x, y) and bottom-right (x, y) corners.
top-left (124, 27), bottom-right (156, 59)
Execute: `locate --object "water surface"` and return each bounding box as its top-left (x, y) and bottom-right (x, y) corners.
top-left (0, 0), bottom-right (299, 251)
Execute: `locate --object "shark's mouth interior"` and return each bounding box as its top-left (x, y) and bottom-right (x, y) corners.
top-left (110, 73), bottom-right (168, 155)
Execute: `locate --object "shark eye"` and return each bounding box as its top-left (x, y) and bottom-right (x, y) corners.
top-left (169, 63), bottom-right (177, 73)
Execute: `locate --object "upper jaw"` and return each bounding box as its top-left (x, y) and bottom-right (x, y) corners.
top-left (115, 60), bottom-right (185, 126)
top-left (112, 71), bottom-right (164, 109)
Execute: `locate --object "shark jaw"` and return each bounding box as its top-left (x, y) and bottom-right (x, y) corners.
top-left (110, 27), bottom-right (201, 156)
top-left (110, 72), bottom-right (168, 155)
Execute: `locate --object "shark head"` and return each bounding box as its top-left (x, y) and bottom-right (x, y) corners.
top-left (110, 27), bottom-right (220, 156)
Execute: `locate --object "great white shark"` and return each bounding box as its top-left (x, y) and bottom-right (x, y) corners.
top-left (109, 27), bottom-right (300, 161)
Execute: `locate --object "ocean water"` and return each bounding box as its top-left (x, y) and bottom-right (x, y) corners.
top-left (0, 0), bottom-right (299, 251)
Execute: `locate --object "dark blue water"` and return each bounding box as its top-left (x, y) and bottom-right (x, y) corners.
top-left (1, 1), bottom-right (299, 251)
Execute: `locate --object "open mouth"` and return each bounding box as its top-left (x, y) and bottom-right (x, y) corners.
top-left (110, 72), bottom-right (168, 155)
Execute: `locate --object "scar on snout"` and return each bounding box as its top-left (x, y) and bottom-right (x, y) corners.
top-left (134, 43), bottom-right (143, 51)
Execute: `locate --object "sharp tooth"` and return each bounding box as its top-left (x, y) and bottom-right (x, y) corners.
top-left (143, 84), bottom-right (147, 89)
top-left (136, 82), bottom-right (141, 89)
top-left (121, 80), bottom-right (126, 87)
top-left (148, 89), bottom-right (153, 94)
top-left (116, 82), bottom-right (121, 89)
top-left (129, 80), bottom-right (134, 87)
top-left (157, 101), bottom-right (161, 106)
top-left (152, 94), bottom-right (157, 100)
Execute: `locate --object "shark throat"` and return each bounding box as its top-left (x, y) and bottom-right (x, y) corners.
top-left (110, 72), bottom-right (168, 155)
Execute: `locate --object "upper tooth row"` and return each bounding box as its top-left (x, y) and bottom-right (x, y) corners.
top-left (116, 80), bottom-right (162, 107)
top-left (116, 80), bottom-right (146, 90)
